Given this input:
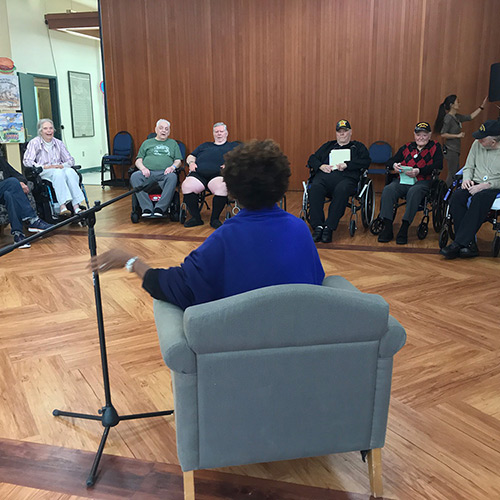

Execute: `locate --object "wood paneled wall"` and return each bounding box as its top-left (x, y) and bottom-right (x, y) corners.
top-left (100, 0), bottom-right (500, 189)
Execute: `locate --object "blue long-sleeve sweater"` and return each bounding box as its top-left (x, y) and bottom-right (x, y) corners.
top-left (143, 205), bottom-right (325, 309)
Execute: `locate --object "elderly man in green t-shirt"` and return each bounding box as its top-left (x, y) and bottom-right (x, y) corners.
top-left (130, 119), bottom-right (182, 217)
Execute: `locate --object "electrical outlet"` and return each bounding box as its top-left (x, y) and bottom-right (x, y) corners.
top-left (82, 151), bottom-right (85, 157)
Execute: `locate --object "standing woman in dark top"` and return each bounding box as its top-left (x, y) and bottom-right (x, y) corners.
top-left (434, 94), bottom-right (488, 186)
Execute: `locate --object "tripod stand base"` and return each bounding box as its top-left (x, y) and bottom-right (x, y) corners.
top-left (53, 405), bottom-right (174, 487)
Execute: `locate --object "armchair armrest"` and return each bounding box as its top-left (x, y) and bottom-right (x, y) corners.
top-left (379, 315), bottom-right (406, 358)
top-left (153, 299), bottom-right (196, 374)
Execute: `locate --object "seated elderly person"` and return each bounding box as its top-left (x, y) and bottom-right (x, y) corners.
top-left (307, 120), bottom-right (370, 243)
top-left (182, 122), bottom-right (239, 229)
top-left (440, 119), bottom-right (500, 259)
top-left (23, 118), bottom-right (85, 217)
top-left (377, 122), bottom-right (443, 244)
top-left (90, 140), bottom-right (325, 309)
top-left (130, 119), bottom-right (182, 218)
top-left (0, 155), bottom-right (52, 248)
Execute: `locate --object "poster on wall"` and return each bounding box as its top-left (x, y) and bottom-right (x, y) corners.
top-left (0, 112), bottom-right (25, 143)
top-left (68, 71), bottom-right (95, 138)
top-left (0, 73), bottom-right (21, 110)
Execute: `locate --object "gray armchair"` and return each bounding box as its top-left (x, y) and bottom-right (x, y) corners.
top-left (153, 276), bottom-right (406, 498)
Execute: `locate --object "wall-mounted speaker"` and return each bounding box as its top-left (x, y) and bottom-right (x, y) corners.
top-left (489, 63), bottom-right (500, 102)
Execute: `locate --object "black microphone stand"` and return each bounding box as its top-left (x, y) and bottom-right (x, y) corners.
top-left (0, 189), bottom-right (173, 487)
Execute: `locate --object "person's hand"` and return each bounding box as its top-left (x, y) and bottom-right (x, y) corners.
top-left (88, 249), bottom-right (135, 273)
top-left (405, 168), bottom-right (419, 178)
top-left (48, 164), bottom-right (64, 169)
top-left (392, 163), bottom-right (403, 173)
top-left (457, 132), bottom-right (465, 138)
top-left (140, 167), bottom-right (151, 178)
top-left (337, 162), bottom-right (347, 171)
top-left (480, 96), bottom-right (488, 109)
top-left (319, 164), bottom-right (332, 173)
top-left (19, 181), bottom-right (29, 194)
top-left (164, 166), bottom-right (175, 175)
top-left (468, 182), bottom-right (490, 195)
top-left (189, 162), bottom-right (197, 172)
top-left (462, 179), bottom-right (474, 190)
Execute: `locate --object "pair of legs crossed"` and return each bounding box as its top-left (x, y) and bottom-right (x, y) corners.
top-left (40, 168), bottom-right (85, 215)
top-left (181, 172), bottom-right (228, 228)
top-left (450, 187), bottom-right (500, 247)
top-left (130, 170), bottom-right (177, 215)
top-left (0, 178), bottom-right (52, 245)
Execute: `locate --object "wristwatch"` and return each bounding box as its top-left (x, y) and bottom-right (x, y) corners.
top-left (125, 256), bottom-right (139, 272)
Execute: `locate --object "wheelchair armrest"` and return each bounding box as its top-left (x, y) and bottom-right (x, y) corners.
top-left (24, 166), bottom-right (43, 181)
top-left (72, 165), bottom-right (82, 170)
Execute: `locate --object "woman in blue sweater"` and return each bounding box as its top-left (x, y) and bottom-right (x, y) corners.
top-left (90, 140), bottom-right (325, 309)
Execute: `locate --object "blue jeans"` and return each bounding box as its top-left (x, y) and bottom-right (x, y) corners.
top-left (0, 178), bottom-right (36, 234)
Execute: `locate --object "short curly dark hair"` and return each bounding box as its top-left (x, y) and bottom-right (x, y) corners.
top-left (222, 139), bottom-right (290, 209)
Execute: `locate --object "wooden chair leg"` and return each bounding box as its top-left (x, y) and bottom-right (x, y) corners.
top-left (183, 470), bottom-right (195, 500)
top-left (367, 448), bottom-right (383, 498)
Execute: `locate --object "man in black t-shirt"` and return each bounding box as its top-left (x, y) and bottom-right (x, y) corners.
top-left (182, 122), bottom-right (239, 229)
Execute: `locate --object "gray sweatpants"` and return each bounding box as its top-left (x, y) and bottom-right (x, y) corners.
top-left (130, 170), bottom-right (177, 212)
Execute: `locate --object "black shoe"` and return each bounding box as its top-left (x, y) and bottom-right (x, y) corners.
top-left (142, 209), bottom-right (153, 218)
top-left (153, 207), bottom-right (164, 217)
top-left (378, 220), bottom-right (393, 243)
top-left (440, 241), bottom-right (462, 259)
top-left (459, 241), bottom-right (479, 258)
top-left (396, 222), bottom-right (409, 245)
top-left (321, 227), bottom-right (333, 243)
top-left (312, 226), bottom-right (323, 242)
top-left (210, 219), bottom-right (222, 229)
top-left (184, 217), bottom-right (204, 228)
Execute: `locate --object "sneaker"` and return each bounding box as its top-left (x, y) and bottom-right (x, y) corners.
top-left (13, 233), bottom-right (31, 248)
top-left (142, 209), bottom-right (153, 218)
top-left (210, 219), bottom-right (222, 229)
top-left (184, 217), bottom-right (204, 228)
top-left (153, 207), bottom-right (164, 217)
top-left (28, 218), bottom-right (53, 233)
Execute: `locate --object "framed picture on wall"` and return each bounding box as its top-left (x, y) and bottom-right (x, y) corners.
top-left (68, 71), bottom-right (94, 138)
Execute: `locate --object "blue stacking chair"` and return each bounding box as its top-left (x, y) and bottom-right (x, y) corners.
top-left (101, 130), bottom-right (134, 187)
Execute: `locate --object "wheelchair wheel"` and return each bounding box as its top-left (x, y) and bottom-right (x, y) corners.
top-left (299, 209), bottom-right (306, 221)
top-left (417, 222), bottom-right (428, 240)
top-left (361, 179), bottom-right (375, 228)
top-left (131, 211), bottom-right (140, 224)
top-left (349, 219), bottom-right (356, 237)
top-left (492, 235), bottom-right (500, 257)
top-left (432, 180), bottom-right (447, 233)
top-left (370, 216), bottom-right (384, 235)
top-left (179, 205), bottom-right (187, 224)
top-left (169, 191), bottom-right (180, 222)
top-left (225, 208), bottom-right (232, 220)
top-left (439, 227), bottom-right (449, 248)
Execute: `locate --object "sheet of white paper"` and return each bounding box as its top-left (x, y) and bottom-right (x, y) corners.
top-left (329, 149), bottom-right (351, 168)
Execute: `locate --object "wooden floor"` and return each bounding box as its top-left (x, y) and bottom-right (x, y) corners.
top-left (1, 186), bottom-right (499, 500)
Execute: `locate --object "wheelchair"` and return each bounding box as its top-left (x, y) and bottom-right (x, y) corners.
top-left (299, 167), bottom-right (375, 237)
top-left (129, 139), bottom-right (186, 224)
top-left (27, 165), bottom-right (90, 225)
top-left (439, 169), bottom-right (500, 257)
top-left (370, 168), bottom-right (447, 240)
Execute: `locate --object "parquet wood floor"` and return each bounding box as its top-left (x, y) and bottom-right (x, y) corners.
top-left (1, 186), bottom-right (499, 499)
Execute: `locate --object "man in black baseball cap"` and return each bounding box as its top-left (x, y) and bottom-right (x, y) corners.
top-left (307, 119), bottom-right (370, 243)
top-left (441, 119), bottom-right (500, 259)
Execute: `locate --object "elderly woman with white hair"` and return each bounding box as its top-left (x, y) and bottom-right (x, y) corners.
top-left (23, 118), bottom-right (85, 216)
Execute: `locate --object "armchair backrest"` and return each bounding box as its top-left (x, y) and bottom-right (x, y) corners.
top-left (154, 279), bottom-right (406, 472)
